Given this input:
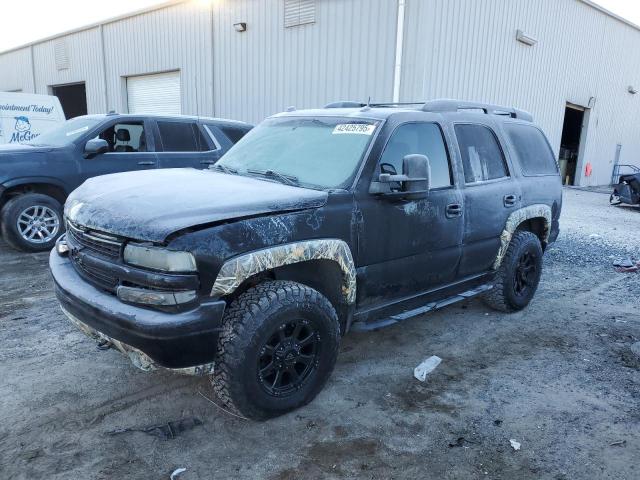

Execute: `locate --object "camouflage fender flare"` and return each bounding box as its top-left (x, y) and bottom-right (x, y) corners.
top-left (493, 204), bottom-right (552, 269)
top-left (210, 239), bottom-right (357, 304)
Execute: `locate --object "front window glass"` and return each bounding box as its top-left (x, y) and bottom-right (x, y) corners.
top-left (27, 116), bottom-right (102, 147)
top-left (217, 117), bottom-right (378, 189)
top-left (378, 122), bottom-right (452, 188)
top-left (96, 122), bottom-right (146, 152)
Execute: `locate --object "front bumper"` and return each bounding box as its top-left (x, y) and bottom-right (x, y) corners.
top-left (50, 249), bottom-right (226, 371)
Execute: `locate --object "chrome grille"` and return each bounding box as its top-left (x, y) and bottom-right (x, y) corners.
top-left (66, 221), bottom-right (123, 259)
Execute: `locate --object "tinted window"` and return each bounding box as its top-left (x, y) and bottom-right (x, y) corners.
top-left (504, 123), bottom-right (558, 175)
top-left (378, 122), bottom-right (452, 188)
top-left (96, 122), bottom-right (146, 153)
top-left (455, 124), bottom-right (508, 183)
top-left (158, 121), bottom-right (198, 152)
top-left (220, 126), bottom-right (249, 144)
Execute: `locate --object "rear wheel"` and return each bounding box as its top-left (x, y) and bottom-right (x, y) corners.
top-left (212, 280), bottom-right (340, 420)
top-left (484, 230), bottom-right (543, 312)
top-left (0, 193), bottom-right (64, 252)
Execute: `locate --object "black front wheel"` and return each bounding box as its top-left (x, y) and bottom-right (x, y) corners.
top-left (1, 193), bottom-right (64, 252)
top-left (484, 230), bottom-right (543, 312)
top-left (212, 280), bottom-right (340, 420)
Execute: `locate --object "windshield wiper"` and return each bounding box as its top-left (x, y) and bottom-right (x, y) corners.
top-left (211, 164), bottom-right (238, 175)
top-left (247, 169), bottom-right (299, 186)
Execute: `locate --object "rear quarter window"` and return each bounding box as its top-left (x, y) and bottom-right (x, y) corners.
top-left (219, 125), bottom-right (251, 144)
top-left (504, 123), bottom-right (558, 175)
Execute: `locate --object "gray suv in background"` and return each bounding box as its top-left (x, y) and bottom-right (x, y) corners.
top-left (0, 113), bottom-right (252, 252)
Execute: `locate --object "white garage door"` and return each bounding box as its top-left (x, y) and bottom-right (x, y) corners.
top-left (127, 71), bottom-right (181, 115)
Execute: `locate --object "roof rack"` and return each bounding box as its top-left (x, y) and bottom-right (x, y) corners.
top-left (323, 98), bottom-right (533, 122)
top-left (422, 99), bottom-right (533, 122)
top-left (324, 101), bottom-right (367, 108)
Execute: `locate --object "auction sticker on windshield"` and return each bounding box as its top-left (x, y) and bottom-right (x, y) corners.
top-left (332, 124), bottom-right (376, 135)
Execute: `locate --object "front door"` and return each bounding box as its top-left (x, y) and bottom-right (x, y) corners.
top-left (79, 119), bottom-right (157, 182)
top-left (453, 123), bottom-right (521, 276)
top-left (154, 120), bottom-right (222, 169)
top-left (355, 122), bottom-right (463, 309)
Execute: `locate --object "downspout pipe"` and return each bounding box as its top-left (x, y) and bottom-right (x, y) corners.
top-left (392, 0), bottom-right (406, 103)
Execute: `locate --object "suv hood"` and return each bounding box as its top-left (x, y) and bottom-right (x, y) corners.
top-left (65, 168), bottom-right (328, 243)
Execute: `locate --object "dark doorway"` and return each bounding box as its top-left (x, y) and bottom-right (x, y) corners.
top-left (51, 83), bottom-right (87, 119)
top-left (558, 104), bottom-right (585, 185)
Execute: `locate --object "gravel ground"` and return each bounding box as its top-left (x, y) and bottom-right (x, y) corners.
top-left (1, 188), bottom-right (639, 480)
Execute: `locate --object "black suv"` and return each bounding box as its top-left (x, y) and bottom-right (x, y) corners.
top-left (0, 113), bottom-right (252, 252)
top-left (50, 100), bottom-right (562, 420)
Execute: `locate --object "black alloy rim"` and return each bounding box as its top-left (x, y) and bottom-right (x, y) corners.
top-left (257, 319), bottom-right (321, 397)
top-left (514, 250), bottom-right (537, 297)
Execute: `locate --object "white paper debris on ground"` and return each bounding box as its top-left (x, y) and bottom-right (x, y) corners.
top-left (413, 355), bottom-right (442, 382)
top-left (510, 439), bottom-right (521, 451)
top-left (170, 467), bottom-right (187, 480)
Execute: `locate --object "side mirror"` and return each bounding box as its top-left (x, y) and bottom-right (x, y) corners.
top-left (370, 154), bottom-right (431, 197)
top-left (84, 138), bottom-right (109, 159)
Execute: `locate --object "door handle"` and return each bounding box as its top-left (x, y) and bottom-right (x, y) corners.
top-left (503, 194), bottom-right (517, 207)
top-left (137, 161), bottom-right (156, 166)
top-left (200, 160), bottom-right (216, 165)
top-left (445, 203), bottom-right (462, 218)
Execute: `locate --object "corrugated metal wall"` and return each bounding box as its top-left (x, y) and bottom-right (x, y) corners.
top-left (1, 0), bottom-right (639, 185)
top-left (31, 27), bottom-right (106, 113)
top-left (401, 0), bottom-right (640, 185)
top-left (0, 48), bottom-right (34, 92)
top-left (212, 0), bottom-right (397, 123)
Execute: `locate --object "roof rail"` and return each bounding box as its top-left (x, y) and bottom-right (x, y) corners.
top-left (422, 99), bottom-right (533, 122)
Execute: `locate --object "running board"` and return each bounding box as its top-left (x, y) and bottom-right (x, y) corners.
top-left (350, 284), bottom-right (494, 332)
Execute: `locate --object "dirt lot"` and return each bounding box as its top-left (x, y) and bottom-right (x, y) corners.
top-left (1, 188), bottom-right (638, 480)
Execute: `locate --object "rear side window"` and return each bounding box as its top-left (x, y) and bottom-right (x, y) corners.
top-left (220, 125), bottom-right (250, 144)
top-left (157, 121), bottom-right (198, 152)
top-left (504, 123), bottom-right (558, 175)
top-left (378, 122), bottom-right (452, 188)
top-left (455, 124), bottom-right (508, 183)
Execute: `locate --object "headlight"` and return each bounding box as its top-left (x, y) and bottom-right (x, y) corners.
top-left (124, 244), bottom-right (197, 272)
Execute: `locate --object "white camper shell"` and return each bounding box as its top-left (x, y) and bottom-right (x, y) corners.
top-left (0, 92), bottom-right (65, 145)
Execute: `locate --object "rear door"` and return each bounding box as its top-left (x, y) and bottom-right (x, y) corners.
top-left (79, 118), bottom-right (158, 182)
top-left (454, 122), bottom-right (521, 277)
top-left (154, 120), bottom-right (222, 169)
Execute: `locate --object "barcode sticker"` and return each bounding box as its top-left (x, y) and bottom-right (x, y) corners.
top-left (332, 124), bottom-right (376, 135)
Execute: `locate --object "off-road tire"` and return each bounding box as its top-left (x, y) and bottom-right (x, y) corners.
top-left (483, 230), bottom-right (543, 313)
top-left (212, 280), bottom-right (340, 420)
top-left (0, 193), bottom-right (64, 252)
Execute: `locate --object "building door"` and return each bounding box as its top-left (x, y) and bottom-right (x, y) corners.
top-left (558, 103), bottom-right (589, 185)
top-left (51, 82), bottom-right (87, 119)
top-left (127, 71), bottom-right (181, 115)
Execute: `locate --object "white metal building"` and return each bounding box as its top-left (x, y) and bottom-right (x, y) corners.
top-left (1, 0), bottom-right (639, 186)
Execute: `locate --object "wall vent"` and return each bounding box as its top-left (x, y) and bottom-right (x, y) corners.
top-left (284, 0), bottom-right (315, 28)
top-left (54, 39), bottom-right (70, 70)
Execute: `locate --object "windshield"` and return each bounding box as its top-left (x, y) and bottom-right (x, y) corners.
top-left (27, 116), bottom-right (102, 147)
top-left (216, 117), bottom-right (379, 189)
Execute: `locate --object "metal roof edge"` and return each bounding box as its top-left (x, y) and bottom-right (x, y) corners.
top-left (0, 0), bottom-right (189, 55)
top-left (1, 0), bottom-right (639, 56)
top-left (578, 0), bottom-right (640, 33)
